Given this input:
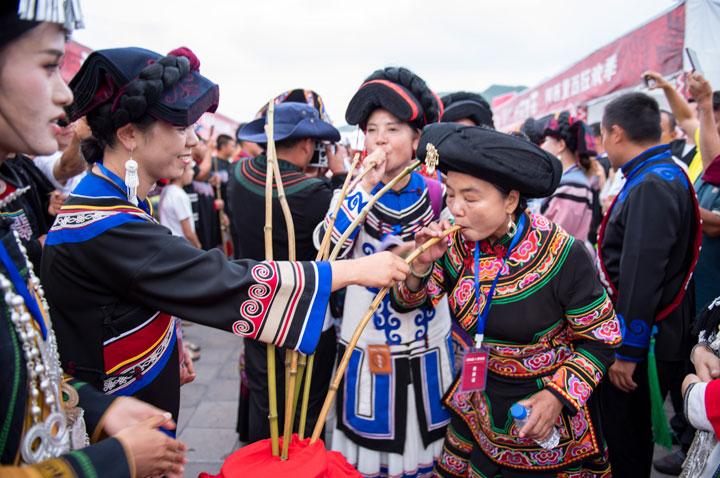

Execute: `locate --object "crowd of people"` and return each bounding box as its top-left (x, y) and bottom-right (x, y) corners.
top-left (2, 1), bottom-right (720, 478)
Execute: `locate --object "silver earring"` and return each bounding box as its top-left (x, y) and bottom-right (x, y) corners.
top-left (507, 216), bottom-right (517, 237)
top-left (125, 151), bottom-right (139, 206)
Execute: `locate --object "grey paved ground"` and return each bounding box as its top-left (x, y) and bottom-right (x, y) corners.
top-left (178, 324), bottom-right (244, 478)
top-left (178, 323), bottom-right (681, 478)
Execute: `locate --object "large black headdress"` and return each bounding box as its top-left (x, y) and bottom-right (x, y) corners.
top-left (417, 123), bottom-right (561, 198)
top-left (66, 46), bottom-right (219, 128)
top-left (440, 92), bottom-right (494, 129)
top-left (345, 67), bottom-right (443, 130)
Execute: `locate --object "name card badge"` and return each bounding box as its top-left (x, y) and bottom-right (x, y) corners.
top-left (460, 346), bottom-right (489, 392)
top-left (368, 344), bottom-right (392, 375)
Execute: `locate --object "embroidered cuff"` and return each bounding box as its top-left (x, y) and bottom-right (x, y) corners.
top-left (545, 382), bottom-right (579, 415)
top-left (296, 261), bottom-right (333, 354)
top-left (393, 279), bottom-right (428, 309)
top-left (547, 367), bottom-right (593, 414)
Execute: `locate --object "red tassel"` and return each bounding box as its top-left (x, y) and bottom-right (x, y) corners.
top-left (168, 46), bottom-right (201, 72)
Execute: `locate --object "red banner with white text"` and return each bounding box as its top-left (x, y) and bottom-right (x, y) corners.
top-left (494, 3), bottom-right (685, 131)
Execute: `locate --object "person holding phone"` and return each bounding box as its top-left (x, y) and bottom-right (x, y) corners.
top-left (643, 55), bottom-right (720, 182)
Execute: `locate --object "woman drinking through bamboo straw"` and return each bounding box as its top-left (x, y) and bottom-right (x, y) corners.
top-left (313, 67), bottom-right (452, 478)
top-left (392, 123), bottom-right (622, 477)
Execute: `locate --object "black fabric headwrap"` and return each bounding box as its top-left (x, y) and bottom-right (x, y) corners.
top-left (417, 122), bottom-right (561, 198)
top-left (66, 47), bottom-right (219, 127)
top-left (440, 92), bottom-right (494, 129)
top-left (345, 79), bottom-right (425, 130)
top-left (345, 67), bottom-right (442, 130)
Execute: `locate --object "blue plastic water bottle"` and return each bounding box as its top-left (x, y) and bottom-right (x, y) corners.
top-left (510, 403), bottom-right (560, 449)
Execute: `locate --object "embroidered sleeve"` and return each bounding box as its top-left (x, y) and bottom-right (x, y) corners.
top-left (391, 258), bottom-right (451, 313)
top-left (545, 241), bottom-right (621, 413)
top-left (50, 221), bottom-right (332, 356)
top-left (312, 186), bottom-right (372, 259)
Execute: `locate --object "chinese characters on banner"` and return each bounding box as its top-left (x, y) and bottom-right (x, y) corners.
top-left (494, 4), bottom-right (686, 131)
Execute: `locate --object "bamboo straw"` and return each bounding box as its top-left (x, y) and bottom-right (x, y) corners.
top-left (314, 153), bottom-right (361, 262)
top-left (264, 128), bottom-right (301, 460)
top-left (292, 353), bottom-right (307, 415)
top-left (310, 225), bottom-right (461, 443)
top-left (328, 159), bottom-right (422, 262)
top-left (263, 103), bottom-right (280, 457)
top-left (261, 103), bottom-right (301, 459)
top-left (297, 353), bottom-right (315, 440)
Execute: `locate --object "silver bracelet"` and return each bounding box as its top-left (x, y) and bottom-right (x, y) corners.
top-left (409, 262), bottom-right (433, 279)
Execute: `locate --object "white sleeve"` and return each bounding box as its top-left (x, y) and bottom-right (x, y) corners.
top-left (32, 152), bottom-right (65, 189)
top-left (685, 382), bottom-right (715, 432)
top-left (165, 187), bottom-right (192, 222)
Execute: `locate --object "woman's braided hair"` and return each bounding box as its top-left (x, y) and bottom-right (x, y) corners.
top-left (552, 112), bottom-right (592, 173)
top-left (364, 67), bottom-right (441, 129)
top-left (82, 54), bottom-right (191, 163)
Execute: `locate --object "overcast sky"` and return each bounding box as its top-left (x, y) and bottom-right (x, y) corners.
top-left (72, 0), bottom-right (678, 125)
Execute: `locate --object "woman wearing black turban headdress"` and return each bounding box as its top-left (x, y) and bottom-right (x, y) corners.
top-left (392, 123), bottom-right (621, 477)
top-left (314, 67), bottom-right (451, 478)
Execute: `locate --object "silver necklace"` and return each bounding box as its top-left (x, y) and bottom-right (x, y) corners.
top-left (3, 231), bottom-right (88, 463)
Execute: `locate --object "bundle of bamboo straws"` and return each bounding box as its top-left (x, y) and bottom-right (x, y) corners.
top-left (260, 103), bottom-right (457, 456)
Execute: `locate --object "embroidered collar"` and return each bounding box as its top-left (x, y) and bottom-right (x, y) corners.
top-left (620, 144), bottom-right (669, 177)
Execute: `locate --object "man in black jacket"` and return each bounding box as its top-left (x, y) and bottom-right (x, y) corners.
top-left (597, 92), bottom-right (701, 478)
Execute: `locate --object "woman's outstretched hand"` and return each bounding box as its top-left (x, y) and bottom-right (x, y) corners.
top-left (331, 251), bottom-right (409, 290)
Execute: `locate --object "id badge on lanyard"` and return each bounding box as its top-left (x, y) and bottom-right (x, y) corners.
top-left (459, 215), bottom-right (526, 393)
